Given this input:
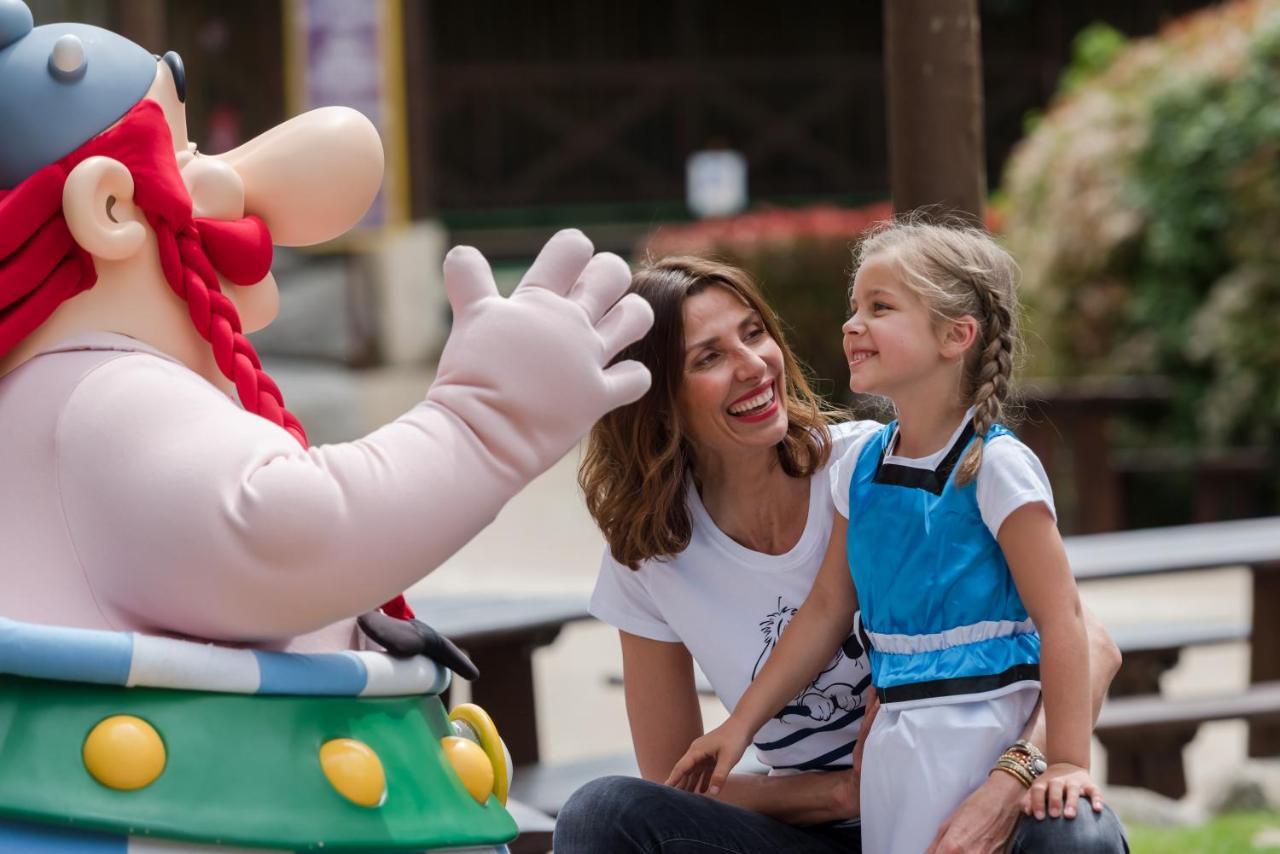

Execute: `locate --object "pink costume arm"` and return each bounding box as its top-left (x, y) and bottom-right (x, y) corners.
top-left (55, 230), bottom-right (652, 641)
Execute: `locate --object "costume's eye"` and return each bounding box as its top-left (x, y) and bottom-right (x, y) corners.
top-left (163, 51), bottom-right (186, 103)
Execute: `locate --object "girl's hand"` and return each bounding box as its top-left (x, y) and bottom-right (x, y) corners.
top-left (1021, 763), bottom-right (1103, 820)
top-left (664, 719), bottom-right (754, 797)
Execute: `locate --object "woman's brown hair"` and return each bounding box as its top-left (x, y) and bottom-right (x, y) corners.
top-left (579, 256), bottom-right (842, 570)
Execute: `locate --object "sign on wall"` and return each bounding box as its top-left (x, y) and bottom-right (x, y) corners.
top-left (283, 0), bottom-right (409, 238)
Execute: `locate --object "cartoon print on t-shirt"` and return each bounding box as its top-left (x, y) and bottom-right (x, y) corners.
top-left (753, 597), bottom-right (869, 722)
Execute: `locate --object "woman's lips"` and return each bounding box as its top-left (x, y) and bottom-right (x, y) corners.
top-left (728, 382), bottom-right (779, 422)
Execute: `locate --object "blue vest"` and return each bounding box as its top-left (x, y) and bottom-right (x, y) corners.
top-left (847, 420), bottom-right (1040, 704)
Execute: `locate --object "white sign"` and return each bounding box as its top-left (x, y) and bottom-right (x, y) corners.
top-left (686, 149), bottom-right (748, 219)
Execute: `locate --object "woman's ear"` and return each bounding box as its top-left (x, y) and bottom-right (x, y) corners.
top-left (940, 315), bottom-right (980, 359)
top-left (62, 156), bottom-right (148, 261)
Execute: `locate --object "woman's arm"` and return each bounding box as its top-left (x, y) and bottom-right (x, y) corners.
top-left (620, 629), bottom-right (859, 825)
top-left (666, 513), bottom-right (858, 795)
top-left (619, 630), bottom-right (704, 782)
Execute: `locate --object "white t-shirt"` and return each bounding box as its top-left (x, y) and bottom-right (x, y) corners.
top-left (590, 420), bottom-right (881, 772)
top-left (829, 411), bottom-right (1056, 536)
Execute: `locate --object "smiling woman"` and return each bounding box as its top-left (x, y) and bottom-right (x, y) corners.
top-left (580, 256), bottom-right (839, 571)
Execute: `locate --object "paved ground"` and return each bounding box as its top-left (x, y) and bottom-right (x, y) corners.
top-left (269, 358), bottom-right (1255, 802)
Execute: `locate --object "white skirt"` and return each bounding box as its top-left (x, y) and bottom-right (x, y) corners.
top-left (859, 685), bottom-right (1040, 854)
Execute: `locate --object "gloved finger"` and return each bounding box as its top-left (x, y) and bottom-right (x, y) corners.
top-left (602, 360), bottom-right (652, 408)
top-left (570, 251), bottom-right (633, 323)
top-left (442, 246), bottom-right (499, 317)
top-left (515, 228), bottom-right (593, 297)
top-left (596, 293), bottom-right (654, 361)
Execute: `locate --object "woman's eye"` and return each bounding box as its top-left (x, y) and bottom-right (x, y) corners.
top-left (746, 326), bottom-right (765, 341)
top-left (694, 352), bottom-right (718, 368)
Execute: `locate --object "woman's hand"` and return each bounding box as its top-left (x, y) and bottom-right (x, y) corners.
top-left (1023, 762), bottom-right (1103, 820)
top-left (851, 688), bottom-right (879, 780)
top-left (924, 766), bottom-right (1025, 854)
top-left (664, 718), bottom-right (754, 796)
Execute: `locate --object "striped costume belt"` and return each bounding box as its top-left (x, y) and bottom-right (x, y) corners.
top-left (857, 613), bottom-right (1041, 705)
top-left (0, 617), bottom-right (450, 696)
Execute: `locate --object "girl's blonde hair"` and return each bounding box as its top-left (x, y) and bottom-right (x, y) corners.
top-left (854, 217), bottom-right (1023, 486)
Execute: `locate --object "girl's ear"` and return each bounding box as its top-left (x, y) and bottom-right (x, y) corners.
top-left (940, 315), bottom-right (979, 359)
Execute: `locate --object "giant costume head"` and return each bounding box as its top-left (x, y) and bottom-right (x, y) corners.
top-left (0, 2), bottom-right (652, 848)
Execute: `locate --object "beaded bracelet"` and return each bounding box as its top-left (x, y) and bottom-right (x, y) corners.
top-left (991, 757), bottom-right (1035, 788)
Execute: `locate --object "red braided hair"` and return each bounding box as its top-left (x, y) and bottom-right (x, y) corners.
top-left (0, 99), bottom-right (415, 621)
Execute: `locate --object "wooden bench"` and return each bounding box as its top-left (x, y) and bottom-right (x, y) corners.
top-left (1065, 516), bottom-right (1280, 797)
top-left (409, 592), bottom-right (591, 766)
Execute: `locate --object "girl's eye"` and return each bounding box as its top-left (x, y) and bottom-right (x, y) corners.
top-left (873, 302), bottom-right (891, 313)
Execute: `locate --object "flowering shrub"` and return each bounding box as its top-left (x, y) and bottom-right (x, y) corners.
top-left (641, 203), bottom-right (895, 398)
top-left (1002, 0), bottom-right (1280, 447)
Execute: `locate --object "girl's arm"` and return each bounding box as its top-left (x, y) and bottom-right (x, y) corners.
top-left (621, 630), bottom-right (859, 824)
top-left (999, 502), bottom-right (1102, 817)
top-left (665, 513), bottom-right (858, 795)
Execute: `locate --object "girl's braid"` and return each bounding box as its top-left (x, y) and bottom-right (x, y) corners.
top-left (955, 274), bottom-right (1015, 486)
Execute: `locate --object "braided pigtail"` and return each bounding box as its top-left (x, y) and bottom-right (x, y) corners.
top-left (954, 281), bottom-right (1015, 486)
top-left (152, 216), bottom-right (308, 447)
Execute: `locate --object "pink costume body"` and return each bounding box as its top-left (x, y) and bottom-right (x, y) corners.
top-left (0, 333), bottom-right (531, 652)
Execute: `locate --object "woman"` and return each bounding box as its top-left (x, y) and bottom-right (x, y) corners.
top-left (554, 256), bottom-right (1129, 853)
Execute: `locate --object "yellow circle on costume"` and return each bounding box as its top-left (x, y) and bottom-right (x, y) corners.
top-left (442, 735), bottom-right (495, 803)
top-left (319, 738), bottom-right (386, 808)
top-left (448, 703), bottom-right (508, 804)
top-left (82, 715), bottom-right (166, 790)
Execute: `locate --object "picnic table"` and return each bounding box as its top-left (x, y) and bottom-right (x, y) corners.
top-left (1070, 516), bottom-right (1280, 796)
top-left (408, 592), bottom-right (591, 767)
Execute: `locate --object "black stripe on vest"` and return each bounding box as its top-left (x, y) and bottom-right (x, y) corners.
top-left (873, 422), bottom-right (977, 496)
top-left (878, 662), bottom-right (1041, 704)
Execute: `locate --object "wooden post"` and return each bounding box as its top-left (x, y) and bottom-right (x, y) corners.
top-left (1250, 562), bottom-right (1280, 757)
top-left (402, 0), bottom-right (437, 219)
top-left (883, 0), bottom-right (986, 222)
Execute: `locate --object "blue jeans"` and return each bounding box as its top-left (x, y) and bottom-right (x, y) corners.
top-left (554, 776), bottom-right (1129, 853)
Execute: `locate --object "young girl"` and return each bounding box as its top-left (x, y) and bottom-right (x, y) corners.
top-left (666, 220), bottom-right (1103, 853)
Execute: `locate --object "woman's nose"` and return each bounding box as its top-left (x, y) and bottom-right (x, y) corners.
top-left (182, 155), bottom-right (245, 221)
top-left (733, 345), bottom-right (767, 381)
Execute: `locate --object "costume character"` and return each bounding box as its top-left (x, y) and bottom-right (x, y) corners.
top-left (0, 1), bottom-right (653, 849)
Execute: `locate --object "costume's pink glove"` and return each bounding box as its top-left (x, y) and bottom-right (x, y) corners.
top-left (427, 228), bottom-right (652, 481)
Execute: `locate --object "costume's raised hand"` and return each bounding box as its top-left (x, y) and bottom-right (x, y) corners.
top-left (664, 718), bottom-right (754, 797)
top-left (426, 229), bottom-right (652, 480)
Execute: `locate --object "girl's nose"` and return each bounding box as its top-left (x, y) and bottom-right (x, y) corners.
top-left (842, 314), bottom-right (863, 335)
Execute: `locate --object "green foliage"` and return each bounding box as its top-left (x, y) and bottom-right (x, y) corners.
top-left (1002, 0), bottom-right (1280, 450)
top-left (1127, 810), bottom-right (1280, 853)
top-left (1061, 23), bottom-right (1129, 95)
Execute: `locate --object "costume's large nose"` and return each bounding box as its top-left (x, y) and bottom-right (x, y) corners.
top-left (211, 106), bottom-right (383, 246)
